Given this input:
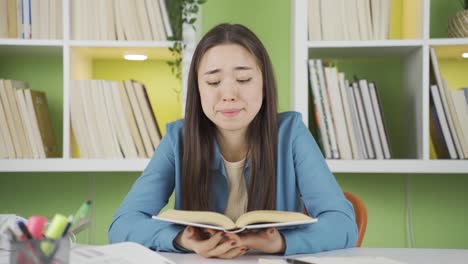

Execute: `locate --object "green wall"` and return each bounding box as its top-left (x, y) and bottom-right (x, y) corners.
top-left (1, 0), bottom-right (467, 249)
top-left (430, 0), bottom-right (464, 38)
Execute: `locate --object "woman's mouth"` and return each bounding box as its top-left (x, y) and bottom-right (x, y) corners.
top-left (220, 108), bottom-right (242, 117)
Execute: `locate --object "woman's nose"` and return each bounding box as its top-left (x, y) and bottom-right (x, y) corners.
top-left (221, 82), bottom-right (238, 102)
top-left (222, 96), bottom-right (236, 102)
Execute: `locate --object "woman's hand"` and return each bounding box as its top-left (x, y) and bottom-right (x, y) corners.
top-left (239, 227), bottom-right (286, 254)
top-left (174, 226), bottom-right (248, 259)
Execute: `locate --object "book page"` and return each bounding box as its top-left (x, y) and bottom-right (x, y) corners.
top-left (71, 242), bottom-right (175, 264)
top-left (154, 209), bottom-right (236, 230)
top-left (294, 256), bottom-right (407, 264)
top-left (235, 210), bottom-right (316, 227)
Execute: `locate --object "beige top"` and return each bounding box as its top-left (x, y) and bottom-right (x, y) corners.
top-left (223, 157), bottom-right (248, 221)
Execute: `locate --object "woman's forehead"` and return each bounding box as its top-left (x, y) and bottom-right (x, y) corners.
top-left (198, 44), bottom-right (259, 72)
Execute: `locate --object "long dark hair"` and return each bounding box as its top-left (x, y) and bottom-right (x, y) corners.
top-left (181, 23), bottom-right (278, 212)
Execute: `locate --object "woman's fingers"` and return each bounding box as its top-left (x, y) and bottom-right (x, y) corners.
top-left (205, 239), bottom-right (240, 258)
top-left (192, 232), bottom-right (225, 256)
top-left (218, 246), bottom-right (248, 259)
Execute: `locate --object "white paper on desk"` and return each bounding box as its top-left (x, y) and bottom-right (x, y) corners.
top-left (295, 256), bottom-right (407, 264)
top-left (70, 242), bottom-right (175, 264)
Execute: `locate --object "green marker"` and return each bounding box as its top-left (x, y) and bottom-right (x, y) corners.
top-left (41, 214), bottom-right (68, 255)
top-left (72, 200), bottom-right (92, 226)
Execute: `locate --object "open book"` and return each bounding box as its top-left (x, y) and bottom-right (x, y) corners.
top-left (152, 209), bottom-right (317, 233)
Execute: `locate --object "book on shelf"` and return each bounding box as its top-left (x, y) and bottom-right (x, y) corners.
top-left (308, 0), bottom-right (391, 41)
top-left (315, 59), bottom-right (340, 159)
top-left (70, 79), bottom-right (162, 159)
top-left (153, 209), bottom-right (317, 233)
top-left (351, 81), bottom-right (375, 159)
top-left (429, 48), bottom-right (467, 159)
top-left (429, 85), bottom-right (451, 159)
top-left (325, 66), bottom-right (353, 159)
top-left (346, 80), bottom-right (367, 159)
top-left (0, 0), bottom-right (62, 39)
top-left (368, 82), bottom-right (391, 159)
top-left (308, 60), bottom-right (331, 158)
top-left (441, 79), bottom-right (466, 159)
top-left (430, 84), bottom-right (457, 159)
top-left (307, 60), bottom-right (391, 160)
top-left (464, 88), bottom-right (468, 104)
top-left (449, 89), bottom-right (468, 158)
top-left (0, 79), bottom-right (58, 159)
top-left (358, 79), bottom-right (384, 159)
top-left (71, 0), bottom-right (173, 41)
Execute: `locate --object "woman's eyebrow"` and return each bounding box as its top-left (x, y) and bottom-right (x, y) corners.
top-left (204, 66), bottom-right (252, 75)
top-left (234, 66), bottom-right (252, 71)
top-left (204, 68), bottom-right (221, 75)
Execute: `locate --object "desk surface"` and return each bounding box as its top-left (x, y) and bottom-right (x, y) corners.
top-left (160, 247), bottom-right (468, 264)
top-left (1, 247), bottom-right (467, 263)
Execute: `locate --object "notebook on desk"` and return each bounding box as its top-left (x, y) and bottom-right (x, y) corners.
top-left (71, 242), bottom-right (175, 264)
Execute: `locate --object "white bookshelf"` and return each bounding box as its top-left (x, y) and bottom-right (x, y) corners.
top-left (0, 0), bottom-right (198, 172)
top-left (292, 0), bottom-right (468, 173)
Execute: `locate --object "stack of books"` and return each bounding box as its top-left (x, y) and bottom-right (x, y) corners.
top-left (429, 48), bottom-right (468, 159)
top-left (70, 80), bottom-right (161, 159)
top-left (0, 0), bottom-right (62, 39)
top-left (71, 0), bottom-right (173, 41)
top-left (308, 0), bottom-right (391, 41)
top-left (0, 79), bottom-right (58, 159)
top-left (308, 59), bottom-right (391, 160)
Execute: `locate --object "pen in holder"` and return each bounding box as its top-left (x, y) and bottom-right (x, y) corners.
top-left (9, 237), bottom-right (70, 264)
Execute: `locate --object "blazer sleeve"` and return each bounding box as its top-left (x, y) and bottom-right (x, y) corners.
top-left (108, 126), bottom-right (185, 252)
top-left (280, 114), bottom-right (358, 255)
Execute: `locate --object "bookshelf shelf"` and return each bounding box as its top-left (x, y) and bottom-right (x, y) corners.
top-left (0, 39), bottom-right (64, 46)
top-left (429, 38), bottom-right (468, 46)
top-left (69, 40), bottom-right (175, 48)
top-left (1, 159), bottom-right (467, 173)
top-left (0, 159), bottom-right (150, 172)
top-left (308, 40), bottom-right (424, 48)
top-left (327, 160), bottom-right (468, 174)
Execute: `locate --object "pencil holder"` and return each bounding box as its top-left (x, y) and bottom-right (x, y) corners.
top-left (9, 237), bottom-right (70, 264)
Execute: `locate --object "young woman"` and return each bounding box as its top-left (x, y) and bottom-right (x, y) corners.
top-left (109, 23), bottom-right (357, 259)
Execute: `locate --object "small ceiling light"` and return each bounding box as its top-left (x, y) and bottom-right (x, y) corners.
top-left (124, 54), bottom-right (148, 61)
top-left (462, 52), bottom-right (468, 59)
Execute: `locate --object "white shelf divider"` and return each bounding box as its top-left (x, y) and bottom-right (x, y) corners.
top-left (292, 0), bottom-right (309, 125)
top-left (0, 159), bottom-right (151, 172)
top-left (308, 40), bottom-right (424, 48)
top-left (327, 160), bottom-right (468, 174)
top-left (1, 159), bottom-right (467, 173)
top-left (429, 38), bottom-right (468, 46)
top-left (0, 39), bottom-right (63, 46)
top-left (69, 40), bottom-right (175, 48)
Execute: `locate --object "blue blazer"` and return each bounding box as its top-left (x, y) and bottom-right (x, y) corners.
top-left (108, 111), bottom-right (358, 255)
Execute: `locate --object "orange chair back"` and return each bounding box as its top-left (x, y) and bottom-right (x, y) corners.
top-left (302, 191), bottom-right (367, 247)
top-left (344, 191), bottom-right (367, 247)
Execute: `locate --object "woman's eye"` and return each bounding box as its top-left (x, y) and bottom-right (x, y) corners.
top-left (207, 80), bottom-right (220, 86)
top-left (237, 78), bottom-right (252, 83)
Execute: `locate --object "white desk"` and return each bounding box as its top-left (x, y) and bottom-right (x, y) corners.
top-left (160, 248), bottom-right (468, 264)
top-left (1, 247), bottom-right (467, 263)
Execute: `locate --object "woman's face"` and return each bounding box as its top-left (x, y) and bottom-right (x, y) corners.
top-left (197, 44), bottom-right (263, 135)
